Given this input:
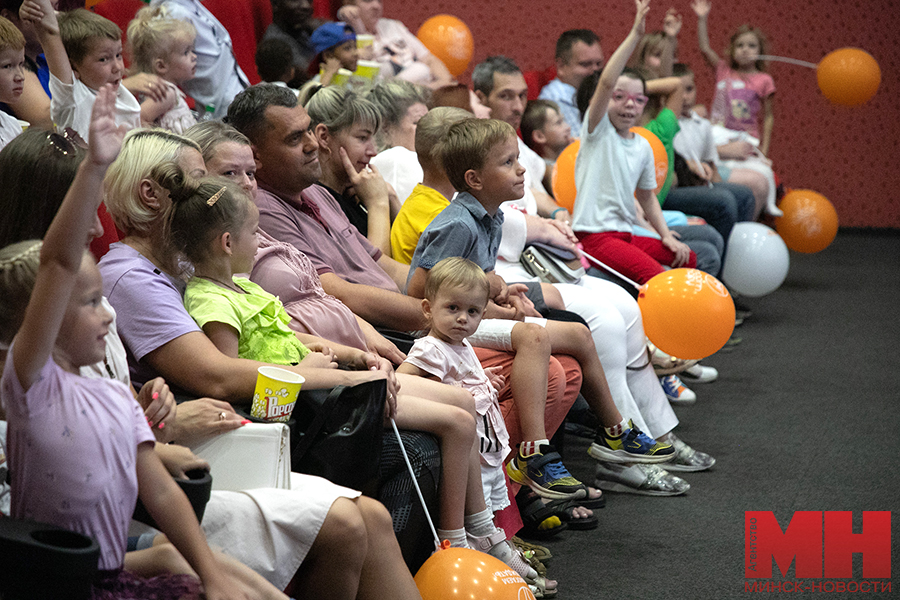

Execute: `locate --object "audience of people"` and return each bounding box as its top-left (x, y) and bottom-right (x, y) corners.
top-left (0, 0), bottom-right (789, 597)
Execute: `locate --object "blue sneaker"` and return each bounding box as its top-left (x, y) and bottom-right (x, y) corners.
top-left (506, 444), bottom-right (586, 500)
top-left (588, 420), bottom-right (674, 464)
top-left (661, 374), bottom-right (697, 404)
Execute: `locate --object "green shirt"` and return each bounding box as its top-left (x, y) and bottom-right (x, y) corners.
top-left (185, 276), bottom-right (310, 365)
top-left (645, 107), bottom-right (680, 204)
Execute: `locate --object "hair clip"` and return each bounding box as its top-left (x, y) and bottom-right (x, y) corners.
top-left (206, 186), bottom-right (227, 206)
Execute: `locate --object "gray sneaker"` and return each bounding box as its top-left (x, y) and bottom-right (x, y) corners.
top-left (664, 435), bottom-right (716, 472)
top-left (593, 462), bottom-right (689, 496)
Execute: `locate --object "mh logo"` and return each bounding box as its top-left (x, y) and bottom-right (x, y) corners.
top-left (745, 511), bottom-right (891, 578)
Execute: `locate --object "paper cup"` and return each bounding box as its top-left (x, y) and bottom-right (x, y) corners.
top-left (356, 34), bottom-right (374, 50)
top-left (353, 60), bottom-right (381, 80)
top-left (250, 366), bottom-right (304, 422)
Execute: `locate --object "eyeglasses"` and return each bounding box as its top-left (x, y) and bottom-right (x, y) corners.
top-left (611, 90), bottom-right (649, 107)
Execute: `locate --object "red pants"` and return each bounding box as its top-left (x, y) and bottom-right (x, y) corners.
top-left (577, 230), bottom-right (697, 284)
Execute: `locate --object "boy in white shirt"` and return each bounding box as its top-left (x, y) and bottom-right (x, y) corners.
top-left (19, 0), bottom-right (141, 142)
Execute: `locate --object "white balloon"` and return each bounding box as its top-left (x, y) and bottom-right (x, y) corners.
top-left (722, 222), bottom-right (790, 297)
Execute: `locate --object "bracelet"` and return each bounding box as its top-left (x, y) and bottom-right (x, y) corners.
top-left (550, 207), bottom-right (568, 219)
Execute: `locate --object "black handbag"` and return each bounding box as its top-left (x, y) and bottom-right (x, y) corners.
top-left (289, 379), bottom-right (387, 497)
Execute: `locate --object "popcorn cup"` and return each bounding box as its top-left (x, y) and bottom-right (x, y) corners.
top-left (250, 366), bottom-right (304, 422)
top-left (353, 60), bottom-right (381, 80)
top-left (356, 34), bottom-right (374, 51)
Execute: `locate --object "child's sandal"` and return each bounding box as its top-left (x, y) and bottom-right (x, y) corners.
top-left (541, 497), bottom-right (599, 531)
top-left (515, 487), bottom-right (568, 540)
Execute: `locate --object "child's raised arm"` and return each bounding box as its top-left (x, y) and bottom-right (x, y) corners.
top-left (19, 0), bottom-right (73, 85)
top-left (645, 75), bottom-right (684, 115)
top-left (586, 0), bottom-right (651, 133)
top-left (659, 8), bottom-right (681, 77)
top-left (691, 0), bottom-right (720, 68)
top-left (11, 85), bottom-right (125, 390)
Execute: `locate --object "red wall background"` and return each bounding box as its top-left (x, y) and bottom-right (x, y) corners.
top-left (388, 0), bottom-right (899, 228)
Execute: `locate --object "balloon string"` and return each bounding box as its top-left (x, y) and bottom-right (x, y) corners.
top-left (390, 417), bottom-right (441, 547)
top-left (757, 55), bottom-right (818, 69)
top-left (580, 251), bottom-right (642, 290)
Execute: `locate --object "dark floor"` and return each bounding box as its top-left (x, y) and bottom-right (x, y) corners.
top-left (539, 231), bottom-right (900, 600)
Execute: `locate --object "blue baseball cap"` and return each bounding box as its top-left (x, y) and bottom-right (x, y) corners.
top-left (311, 22), bottom-right (357, 55)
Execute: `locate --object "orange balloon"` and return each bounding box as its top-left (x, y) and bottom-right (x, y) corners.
top-left (817, 48), bottom-right (881, 107)
top-left (416, 15), bottom-right (474, 77)
top-left (415, 547), bottom-right (536, 600)
top-left (638, 269), bottom-right (735, 360)
top-left (774, 189), bottom-right (839, 253)
top-left (551, 140), bottom-right (580, 212)
top-left (631, 127), bottom-right (668, 195)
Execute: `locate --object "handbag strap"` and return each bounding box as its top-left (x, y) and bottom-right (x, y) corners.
top-left (292, 384), bottom-right (348, 462)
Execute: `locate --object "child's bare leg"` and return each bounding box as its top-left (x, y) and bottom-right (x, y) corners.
top-left (396, 373), bottom-right (475, 416)
top-left (355, 497), bottom-right (422, 600)
top-left (394, 393), bottom-right (476, 530)
top-left (508, 322), bottom-right (552, 441)
top-left (729, 168), bottom-right (769, 219)
top-left (124, 543), bottom-right (194, 577)
top-left (210, 552), bottom-right (289, 599)
top-left (125, 543), bottom-right (288, 599)
top-left (542, 321), bottom-right (622, 426)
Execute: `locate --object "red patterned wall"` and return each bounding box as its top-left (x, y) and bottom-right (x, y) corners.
top-left (388, 0), bottom-right (899, 228)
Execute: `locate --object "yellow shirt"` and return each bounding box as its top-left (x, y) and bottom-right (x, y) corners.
top-left (390, 183), bottom-right (451, 264)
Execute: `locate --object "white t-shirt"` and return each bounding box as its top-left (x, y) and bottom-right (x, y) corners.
top-left (674, 110), bottom-right (717, 164)
top-left (49, 74), bottom-right (141, 143)
top-left (572, 112), bottom-right (656, 233)
top-left (0, 111), bottom-right (23, 151)
top-left (370, 145), bottom-right (422, 205)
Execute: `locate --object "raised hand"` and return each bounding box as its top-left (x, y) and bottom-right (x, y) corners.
top-left (663, 7), bottom-right (682, 37)
top-left (88, 84), bottom-right (127, 166)
top-left (634, 0), bottom-right (651, 36)
top-left (19, 0), bottom-right (57, 34)
top-left (691, 0), bottom-right (711, 18)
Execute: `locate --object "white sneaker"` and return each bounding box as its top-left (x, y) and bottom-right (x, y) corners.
top-left (660, 374), bottom-right (697, 404)
top-left (681, 363), bottom-right (719, 384)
